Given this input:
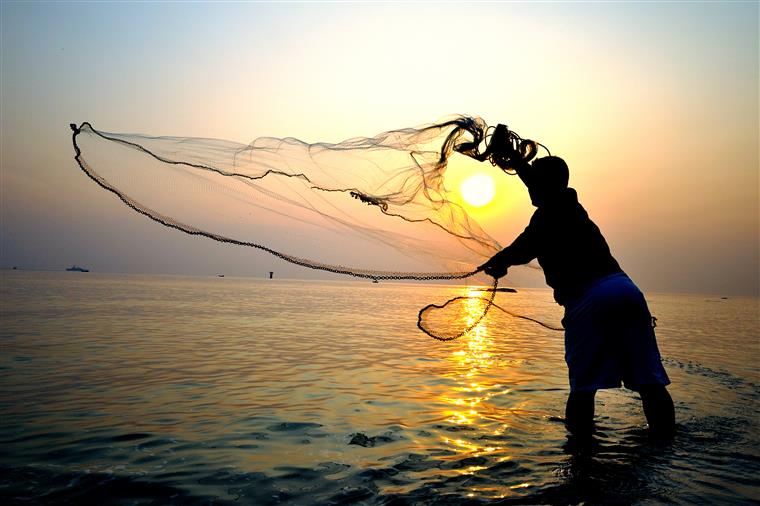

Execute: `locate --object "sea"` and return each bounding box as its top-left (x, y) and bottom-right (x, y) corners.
top-left (1, 271), bottom-right (758, 504)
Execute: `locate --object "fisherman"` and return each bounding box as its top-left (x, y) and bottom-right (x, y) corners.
top-left (479, 153), bottom-right (675, 436)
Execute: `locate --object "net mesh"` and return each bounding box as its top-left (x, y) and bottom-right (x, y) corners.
top-left (70, 116), bottom-right (552, 340)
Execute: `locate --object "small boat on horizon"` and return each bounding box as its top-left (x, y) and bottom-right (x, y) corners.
top-left (66, 265), bottom-right (89, 272)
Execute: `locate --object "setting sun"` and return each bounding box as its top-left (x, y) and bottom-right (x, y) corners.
top-left (460, 174), bottom-right (496, 207)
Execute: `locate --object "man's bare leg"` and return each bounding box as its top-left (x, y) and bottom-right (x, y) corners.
top-left (565, 390), bottom-right (596, 435)
top-left (640, 385), bottom-right (675, 436)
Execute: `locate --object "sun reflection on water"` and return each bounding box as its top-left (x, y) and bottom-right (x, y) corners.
top-left (443, 289), bottom-right (499, 427)
top-left (436, 288), bottom-right (534, 496)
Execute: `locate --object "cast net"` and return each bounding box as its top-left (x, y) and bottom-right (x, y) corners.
top-left (70, 115), bottom-right (549, 340)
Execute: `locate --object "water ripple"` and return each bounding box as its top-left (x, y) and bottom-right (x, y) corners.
top-left (1, 271), bottom-right (758, 503)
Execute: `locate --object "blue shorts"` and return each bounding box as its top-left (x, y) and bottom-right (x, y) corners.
top-left (562, 273), bottom-right (670, 392)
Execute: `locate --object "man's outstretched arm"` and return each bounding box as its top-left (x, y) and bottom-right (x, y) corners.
top-left (479, 224), bottom-right (537, 279)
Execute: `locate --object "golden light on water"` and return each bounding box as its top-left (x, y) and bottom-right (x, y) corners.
top-left (436, 287), bottom-right (536, 497)
top-left (441, 288), bottom-right (499, 430)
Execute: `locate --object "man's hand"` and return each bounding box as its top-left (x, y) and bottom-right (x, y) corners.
top-left (478, 254), bottom-right (509, 279)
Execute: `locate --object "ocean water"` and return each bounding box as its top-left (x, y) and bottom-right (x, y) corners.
top-left (1, 271), bottom-right (758, 504)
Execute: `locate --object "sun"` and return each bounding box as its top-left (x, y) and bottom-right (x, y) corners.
top-left (460, 174), bottom-right (496, 207)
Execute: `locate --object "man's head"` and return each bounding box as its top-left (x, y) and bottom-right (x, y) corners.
top-left (523, 156), bottom-right (569, 207)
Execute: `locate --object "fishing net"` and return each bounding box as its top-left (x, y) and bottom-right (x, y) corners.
top-left (70, 116), bottom-right (554, 340)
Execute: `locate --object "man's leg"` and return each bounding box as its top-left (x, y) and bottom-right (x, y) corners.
top-left (565, 390), bottom-right (596, 435)
top-left (639, 385), bottom-right (675, 436)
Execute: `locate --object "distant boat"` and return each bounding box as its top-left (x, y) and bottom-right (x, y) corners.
top-left (218, 274), bottom-right (225, 277)
top-left (66, 265), bottom-right (89, 272)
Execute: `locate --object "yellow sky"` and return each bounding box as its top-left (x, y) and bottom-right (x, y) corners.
top-left (1, 2), bottom-right (757, 294)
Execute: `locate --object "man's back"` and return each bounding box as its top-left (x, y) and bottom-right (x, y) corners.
top-left (526, 187), bottom-right (622, 305)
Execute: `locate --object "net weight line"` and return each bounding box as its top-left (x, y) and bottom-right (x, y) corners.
top-left (416, 276), bottom-right (499, 341)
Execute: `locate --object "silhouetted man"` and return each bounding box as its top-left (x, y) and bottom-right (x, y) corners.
top-left (479, 156), bottom-right (675, 436)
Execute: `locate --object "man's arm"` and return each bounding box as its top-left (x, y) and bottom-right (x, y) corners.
top-left (513, 158), bottom-right (533, 188)
top-left (479, 221), bottom-right (538, 278)
top-left (491, 148), bottom-right (533, 188)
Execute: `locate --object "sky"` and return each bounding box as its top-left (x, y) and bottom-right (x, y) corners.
top-left (1, 1), bottom-right (758, 296)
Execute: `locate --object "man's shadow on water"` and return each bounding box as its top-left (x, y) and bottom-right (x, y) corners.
top-left (494, 411), bottom-right (750, 506)
top-left (485, 426), bottom-right (677, 505)
top-left (559, 428), bottom-right (675, 503)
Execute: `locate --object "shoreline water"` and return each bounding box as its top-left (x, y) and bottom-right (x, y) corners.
top-left (2, 268), bottom-right (755, 299)
top-left (1, 271), bottom-right (758, 503)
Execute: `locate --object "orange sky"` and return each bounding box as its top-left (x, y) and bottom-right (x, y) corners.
top-left (1, 2), bottom-right (757, 295)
